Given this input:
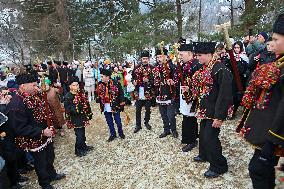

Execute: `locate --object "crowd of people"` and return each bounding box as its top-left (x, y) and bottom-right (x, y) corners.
top-left (0, 13), bottom-right (283, 189)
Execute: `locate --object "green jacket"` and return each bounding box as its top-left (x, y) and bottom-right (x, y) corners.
top-left (111, 71), bottom-right (124, 87)
top-left (246, 40), bottom-right (266, 56)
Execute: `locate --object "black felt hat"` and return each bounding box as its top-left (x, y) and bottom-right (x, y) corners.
top-left (100, 68), bottom-right (112, 77)
top-left (155, 48), bottom-right (168, 56)
top-left (68, 76), bottom-right (79, 86)
top-left (273, 13), bottom-right (284, 36)
top-left (16, 71), bottom-right (38, 85)
top-left (140, 50), bottom-right (150, 58)
top-left (41, 64), bottom-right (48, 70)
top-left (178, 37), bottom-right (186, 44)
top-left (178, 43), bottom-right (194, 52)
top-left (54, 60), bottom-right (62, 66)
top-left (193, 42), bottom-right (216, 54)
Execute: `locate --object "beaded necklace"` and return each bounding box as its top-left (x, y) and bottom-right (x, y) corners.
top-left (73, 92), bottom-right (92, 117)
top-left (97, 80), bottom-right (119, 104)
top-left (20, 92), bottom-right (55, 125)
top-left (134, 64), bottom-right (152, 87)
top-left (241, 62), bottom-right (280, 110)
top-left (191, 60), bottom-right (215, 99)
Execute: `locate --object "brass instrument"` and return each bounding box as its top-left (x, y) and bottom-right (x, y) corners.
top-left (275, 55), bottom-right (284, 69)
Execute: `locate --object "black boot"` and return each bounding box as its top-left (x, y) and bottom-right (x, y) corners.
top-left (50, 173), bottom-right (66, 182)
top-left (159, 131), bottom-right (171, 138)
top-left (145, 123), bottom-right (152, 130)
top-left (75, 148), bottom-right (87, 157)
top-left (134, 127), bottom-right (142, 133)
top-left (84, 145), bottom-right (94, 152)
top-left (204, 170), bottom-right (223, 178)
top-left (182, 141), bottom-right (198, 152)
top-left (107, 135), bottom-right (117, 142)
top-left (11, 183), bottom-right (22, 189)
top-left (41, 184), bottom-right (54, 189)
top-left (193, 155), bottom-right (206, 163)
top-left (172, 130), bottom-right (178, 138)
top-left (119, 133), bottom-right (125, 139)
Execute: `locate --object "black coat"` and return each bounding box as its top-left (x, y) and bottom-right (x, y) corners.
top-left (7, 94), bottom-right (50, 151)
top-left (222, 56), bottom-right (248, 93)
top-left (153, 61), bottom-right (177, 101)
top-left (64, 92), bottom-right (92, 128)
top-left (197, 62), bottom-right (233, 120)
top-left (96, 80), bottom-right (125, 112)
top-left (58, 66), bottom-right (71, 84)
top-left (48, 67), bottom-right (59, 85)
top-left (132, 64), bottom-right (155, 101)
top-left (174, 59), bottom-right (202, 101)
top-left (248, 49), bottom-right (276, 73)
top-left (0, 104), bottom-right (17, 161)
top-left (244, 66), bottom-right (284, 148)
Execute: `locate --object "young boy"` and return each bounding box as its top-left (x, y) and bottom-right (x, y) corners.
top-left (96, 69), bottom-right (125, 142)
top-left (64, 76), bottom-right (93, 157)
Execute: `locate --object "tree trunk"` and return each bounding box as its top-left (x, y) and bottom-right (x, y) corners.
top-left (230, 0), bottom-right (234, 26)
top-left (176, 0), bottom-right (183, 37)
top-left (198, 0), bottom-right (202, 41)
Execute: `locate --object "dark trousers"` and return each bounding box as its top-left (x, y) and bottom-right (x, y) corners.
top-left (16, 148), bottom-right (28, 171)
top-left (6, 158), bottom-right (20, 186)
top-left (104, 112), bottom-right (123, 136)
top-left (74, 127), bottom-right (86, 152)
top-left (181, 116), bottom-right (198, 144)
top-left (199, 119), bottom-right (228, 174)
top-left (233, 93), bottom-right (242, 116)
top-left (159, 103), bottom-right (176, 133)
top-left (135, 100), bottom-right (151, 128)
top-left (31, 143), bottom-right (57, 188)
top-left (62, 83), bottom-right (69, 101)
top-left (0, 165), bottom-right (10, 189)
top-left (249, 149), bottom-right (279, 189)
top-left (2, 141), bottom-right (20, 186)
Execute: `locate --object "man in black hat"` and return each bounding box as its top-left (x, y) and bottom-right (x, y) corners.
top-left (96, 69), bottom-right (125, 142)
top-left (237, 13), bottom-right (284, 188)
top-left (174, 43), bottom-right (202, 152)
top-left (64, 76), bottom-right (93, 157)
top-left (7, 71), bottom-right (65, 189)
top-left (47, 60), bottom-right (60, 87)
top-left (153, 47), bottom-right (178, 138)
top-left (59, 61), bottom-right (71, 97)
top-left (191, 42), bottom-right (233, 178)
top-left (132, 50), bottom-right (155, 133)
